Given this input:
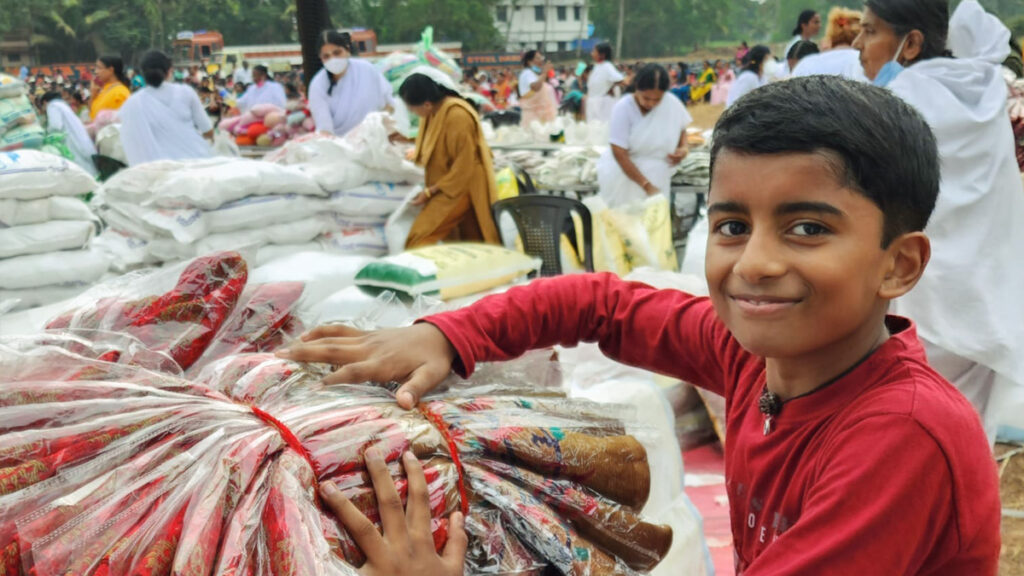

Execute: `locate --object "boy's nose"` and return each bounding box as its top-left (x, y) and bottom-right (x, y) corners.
top-left (732, 235), bottom-right (787, 284)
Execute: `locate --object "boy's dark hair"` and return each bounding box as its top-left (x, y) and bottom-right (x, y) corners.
top-left (710, 76), bottom-right (939, 247)
top-left (595, 42), bottom-right (613, 61)
top-left (522, 50), bottom-right (539, 67)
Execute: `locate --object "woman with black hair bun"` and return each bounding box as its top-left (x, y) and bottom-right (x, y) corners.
top-left (308, 29), bottom-right (394, 136)
top-left (596, 64), bottom-right (691, 208)
top-left (727, 45), bottom-right (771, 107)
top-left (782, 9), bottom-right (822, 75)
top-left (854, 0), bottom-right (1024, 443)
top-left (397, 73), bottom-right (499, 248)
top-left (117, 50), bottom-right (214, 166)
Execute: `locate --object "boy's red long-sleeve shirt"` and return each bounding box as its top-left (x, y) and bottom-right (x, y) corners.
top-left (423, 274), bottom-right (1001, 575)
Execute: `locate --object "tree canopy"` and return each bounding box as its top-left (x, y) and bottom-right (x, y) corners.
top-left (2, 0), bottom-right (1023, 64)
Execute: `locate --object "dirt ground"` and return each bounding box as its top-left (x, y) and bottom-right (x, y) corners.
top-left (999, 443), bottom-right (1024, 575)
top-left (687, 102), bottom-right (726, 132)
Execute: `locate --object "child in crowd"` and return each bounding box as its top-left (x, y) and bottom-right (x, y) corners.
top-left (284, 76), bottom-right (1000, 575)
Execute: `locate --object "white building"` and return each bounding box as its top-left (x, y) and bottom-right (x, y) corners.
top-left (493, 0), bottom-right (593, 54)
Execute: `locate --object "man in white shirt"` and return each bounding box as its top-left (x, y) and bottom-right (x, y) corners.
top-left (236, 65), bottom-right (287, 112)
top-left (233, 60), bottom-right (253, 86)
top-left (586, 42), bottom-right (625, 124)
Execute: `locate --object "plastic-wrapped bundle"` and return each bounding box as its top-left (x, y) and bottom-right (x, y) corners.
top-left (0, 251), bottom-right (673, 575)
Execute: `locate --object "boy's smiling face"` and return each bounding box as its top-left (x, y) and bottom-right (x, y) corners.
top-left (706, 150), bottom-right (901, 360)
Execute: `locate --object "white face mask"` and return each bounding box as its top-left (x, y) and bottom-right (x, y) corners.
top-left (323, 57), bottom-right (349, 75)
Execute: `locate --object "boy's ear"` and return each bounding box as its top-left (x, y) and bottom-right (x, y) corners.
top-left (879, 232), bottom-right (931, 300)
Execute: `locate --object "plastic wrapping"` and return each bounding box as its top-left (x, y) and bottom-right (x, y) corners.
top-left (1, 252), bottom-right (673, 575)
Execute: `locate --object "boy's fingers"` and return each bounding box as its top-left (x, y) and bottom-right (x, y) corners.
top-left (322, 360), bottom-right (390, 386)
top-left (319, 481), bottom-right (386, 559)
top-left (441, 512), bottom-right (469, 570)
top-left (274, 340), bottom-right (363, 364)
top-left (401, 451), bottom-right (432, 547)
top-left (396, 365), bottom-right (445, 410)
top-left (364, 447), bottom-right (409, 548)
top-left (301, 324), bottom-right (366, 342)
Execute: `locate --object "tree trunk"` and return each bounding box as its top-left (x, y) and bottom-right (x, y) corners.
top-left (295, 0), bottom-right (333, 90)
top-left (615, 0), bottom-right (624, 60)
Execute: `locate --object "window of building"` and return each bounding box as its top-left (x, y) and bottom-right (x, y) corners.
top-left (534, 6), bottom-right (545, 21)
top-left (537, 41), bottom-right (544, 51)
top-left (8, 53), bottom-right (20, 63)
top-left (496, 6), bottom-right (508, 22)
top-left (557, 41), bottom-right (567, 52)
top-left (574, 6), bottom-right (582, 20)
top-left (557, 6), bottom-right (567, 21)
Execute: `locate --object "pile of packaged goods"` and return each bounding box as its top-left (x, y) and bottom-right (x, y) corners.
top-left (0, 150), bottom-right (107, 311)
top-left (91, 115), bottom-right (422, 272)
top-left (90, 157), bottom-right (332, 270)
top-left (266, 113), bottom-right (424, 254)
top-left (0, 250), bottom-right (673, 575)
top-left (219, 102), bottom-right (315, 148)
top-left (0, 74), bottom-right (46, 152)
top-left (377, 26), bottom-right (462, 92)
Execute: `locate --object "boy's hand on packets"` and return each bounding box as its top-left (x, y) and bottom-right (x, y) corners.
top-left (320, 449), bottom-right (467, 576)
top-left (277, 323), bottom-right (456, 409)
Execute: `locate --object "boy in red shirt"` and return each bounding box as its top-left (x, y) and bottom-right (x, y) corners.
top-left (283, 76), bottom-right (1001, 574)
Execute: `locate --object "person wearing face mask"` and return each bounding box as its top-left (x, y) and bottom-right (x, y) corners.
top-left (235, 64), bottom-right (287, 113)
top-left (397, 73), bottom-right (499, 249)
top-left (727, 45), bottom-right (771, 108)
top-left (118, 50), bottom-right (214, 166)
top-left (308, 30), bottom-right (394, 137)
top-left (853, 0), bottom-right (1024, 445)
top-left (596, 64), bottom-right (691, 209)
top-left (517, 50), bottom-right (558, 127)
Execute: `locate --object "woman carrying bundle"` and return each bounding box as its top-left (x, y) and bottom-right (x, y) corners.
top-left (118, 50), bottom-right (214, 166)
top-left (397, 73), bottom-right (500, 249)
top-left (39, 91), bottom-right (98, 176)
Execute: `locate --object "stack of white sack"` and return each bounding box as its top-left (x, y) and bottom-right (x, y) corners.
top-left (0, 74), bottom-right (45, 152)
top-left (484, 116), bottom-right (610, 147)
top-left (0, 150), bottom-right (106, 311)
top-left (90, 157), bottom-right (336, 269)
top-left (267, 112), bottom-right (424, 253)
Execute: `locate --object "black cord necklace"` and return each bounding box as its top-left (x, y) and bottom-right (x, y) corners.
top-left (758, 345), bottom-right (882, 436)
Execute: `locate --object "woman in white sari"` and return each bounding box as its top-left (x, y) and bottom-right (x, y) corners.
top-left (597, 64), bottom-right (692, 208)
top-left (39, 92), bottom-right (98, 176)
top-left (854, 0), bottom-right (1024, 443)
top-left (119, 50), bottom-right (213, 166)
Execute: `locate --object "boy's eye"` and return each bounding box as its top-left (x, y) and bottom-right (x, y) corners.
top-left (715, 221), bottom-right (749, 237)
top-left (790, 222), bottom-right (830, 237)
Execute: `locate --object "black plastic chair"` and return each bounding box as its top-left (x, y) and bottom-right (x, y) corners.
top-left (483, 109), bottom-right (522, 128)
top-left (492, 195), bottom-right (594, 277)
top-left (92, 154), bottom-right (127, 182)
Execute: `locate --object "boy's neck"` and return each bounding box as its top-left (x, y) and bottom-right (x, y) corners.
top-left (765, 317), bottom-right (891, 400)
